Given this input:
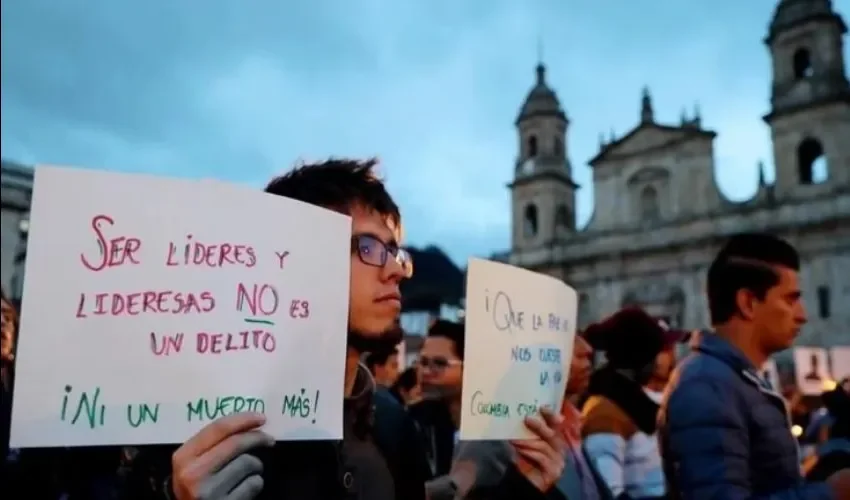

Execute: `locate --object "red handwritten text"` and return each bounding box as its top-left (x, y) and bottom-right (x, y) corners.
top-left (166, 234), bottom-right (257, 268)
top-left (275, 251), bottom-right (290, 269)
top-left (289, 300), bottom-right (310, 319)
top-left (196, 330), bottom-right (276, 354)
top-left (150, 332), bottom-right (184, 356)
top-left (76, 290), bottom-right (216, 318)
top-left (80, 215), bottom-right (142, 272)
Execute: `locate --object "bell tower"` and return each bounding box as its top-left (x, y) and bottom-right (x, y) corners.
top-left (764, 0), bottom-right (850, 199)
top-left (509, 62), bottom-right (578, 253)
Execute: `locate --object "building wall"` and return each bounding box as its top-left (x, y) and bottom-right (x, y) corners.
top-left (0, 161), bottom-right (34, 301)
top-left (507, 2), bottom-right (850, 349)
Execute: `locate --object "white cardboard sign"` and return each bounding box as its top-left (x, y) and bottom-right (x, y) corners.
top-left (460, 258), bottom-right (576, 440)
top-left (793, 347), bottom-right (832, 396)
top-left (10, 166), bottom-right (351, 447)
top-left (829, 346), bottom-right (850, 383)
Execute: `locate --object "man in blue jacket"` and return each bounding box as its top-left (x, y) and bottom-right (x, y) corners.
top-left (658, 233), bottom-right (850, 499)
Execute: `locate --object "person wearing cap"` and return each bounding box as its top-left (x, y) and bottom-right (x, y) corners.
top-left (581, 307), bottom-right (686, 499)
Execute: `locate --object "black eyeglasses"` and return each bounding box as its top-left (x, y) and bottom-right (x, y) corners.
top-left (418, 355), bottom-right (462, 372)
top-left (352, 234), bottom-right (414, 278)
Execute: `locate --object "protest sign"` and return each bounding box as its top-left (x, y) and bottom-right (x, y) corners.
top-left (460, 258), bottom-right (577, 440)
top-left (830, 346), bottom-right (850, 383)
top-left (793, 347), bottom-right (831, 396)
top-left (10, 166), bottom-right (351, 447)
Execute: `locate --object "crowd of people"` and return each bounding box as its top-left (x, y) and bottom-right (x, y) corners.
top-left (1, 158), bottom-right (849, 499)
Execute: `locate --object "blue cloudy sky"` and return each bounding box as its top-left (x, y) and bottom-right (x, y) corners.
top-left (2, 0), bottom-right (848, 265)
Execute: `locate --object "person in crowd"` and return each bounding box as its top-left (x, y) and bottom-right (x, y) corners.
top-left (125, 159), bottom-right (566, 500)
top-left (659, 232), bottom-right (850, 499)
top-left (408, 320), bottom-right (466, 483)
top-left (1, 290), bottom-right (17, 463)
top-left (643, 320), bottom-right (685, 399)
top-left (447, 333), bottom-right (611, 499)
top-left (581, 307), bottom-right (686, 499)
top-left (365, 344), bottom-right (402, 388)
top-left (389, 366), bottom-right (421, 406)
top-left (805, 378), bottom-right (850, 481)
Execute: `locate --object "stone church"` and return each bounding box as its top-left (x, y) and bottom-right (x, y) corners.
top-left (506, 0), bottom-right (850, 351)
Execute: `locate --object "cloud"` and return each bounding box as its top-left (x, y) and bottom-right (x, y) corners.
top-left (2, 0), bottom-right (847, 264)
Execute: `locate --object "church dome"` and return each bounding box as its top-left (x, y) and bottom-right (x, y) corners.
top-left (767, 0), bottom-right (844, 43)
top-left (516, 63), bottom-right (566, 125)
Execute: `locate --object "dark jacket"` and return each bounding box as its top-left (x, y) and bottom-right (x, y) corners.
top-left (806, 439), bottom-right (850, 482)
top-left (408, 398), bottom-right (456, 478)
top-left (658, 332), bottom-right (835, 500)
top-left (807, 386), bottom-right (850, 481)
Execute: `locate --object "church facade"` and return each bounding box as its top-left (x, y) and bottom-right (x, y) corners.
top-left (506, 0), bottom-right (850, 351)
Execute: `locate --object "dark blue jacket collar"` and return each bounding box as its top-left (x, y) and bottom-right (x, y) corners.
top-left (695, 331), bottom-right (783, 398)
top-left (695, 330), bottom-right (758, 373)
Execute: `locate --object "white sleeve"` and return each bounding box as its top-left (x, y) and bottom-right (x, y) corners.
top-left (584, 433), bottom-right (627, 496)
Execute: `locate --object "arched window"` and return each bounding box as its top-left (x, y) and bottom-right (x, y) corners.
top-left (553, 137), bottom-right (563, 157)
top-left (527, 135), bottom-right (538, 158)
top-left (797, 138), bottom-right (828, 184)
top-left (523, 204), bottom-right (538, 238)
top-left (640, 185), bottom-right (660, 221)
top-left (554, 204), bottom-right (571, 234)
top-left (793, 48), bottom-right (813, 79)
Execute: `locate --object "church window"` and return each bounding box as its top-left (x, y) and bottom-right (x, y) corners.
top-left (639, 185), bottom-right (661, 221)
top-left (797, 138), bottom-right (828, 184)
top-left (554, 204), bottom-right (571, 233)
top-left (792, 48), bottom-right (813, 79)
top-left (523, 204), bottom-right (538, 238)
top-left (527, 135), bottom-right (538, 158)
top-left (817, 286), bottom-right (831, 319)
top-left (553, 137), bottom-right (563, 157)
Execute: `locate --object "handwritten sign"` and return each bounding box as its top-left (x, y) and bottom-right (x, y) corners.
top-left (460, 258), bottom-right (577, 440)
top-left (10, 166), bottom-right (351, 447)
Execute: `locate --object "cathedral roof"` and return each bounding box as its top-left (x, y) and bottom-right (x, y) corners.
top-left (766, 0), bottom-right (846, 44)
top-left (516, 63), bottom-right (566, 125)
top-left (588, 122), bottom-right (716, 167)
top-left (588, 89), bottom-right (715, 167)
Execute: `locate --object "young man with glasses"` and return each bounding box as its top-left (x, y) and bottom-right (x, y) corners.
top-left (131, 159), bottom-right (566, 500)
top-left (409, 320), bottom-right (466, 485)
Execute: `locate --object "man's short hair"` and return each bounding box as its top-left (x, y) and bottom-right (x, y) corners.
top-left (393, 367), bottom-right (418, 392)
top-left (265, 158), bottom-right (401, 225)
top-left (427, 319), bottom-right (465, 360)
top-left (365, 346), bottom-right (398, 372)
top-left (707, 232), bottom-right (800, 324)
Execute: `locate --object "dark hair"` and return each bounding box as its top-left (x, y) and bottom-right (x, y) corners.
top-left (393, 367), bottom-right (418, 392)
top-left (707, 232), bottom-right (800, 324)
top-left (265, 158), bottom-right (401, 225)
top-left (583, 308), bottom-right (666, 371)
top-left (365, 346), bottom-right (398, 372)
top-left (427, 319), bottom-right (465, 360)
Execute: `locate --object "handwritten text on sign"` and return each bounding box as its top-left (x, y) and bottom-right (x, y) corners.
top-left (460, 259), bottom-right (577, 440)
top-left (10, 166), bottom-right (350, 447)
